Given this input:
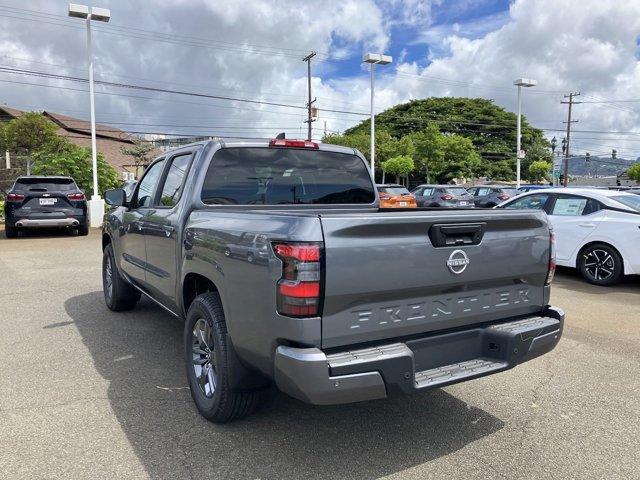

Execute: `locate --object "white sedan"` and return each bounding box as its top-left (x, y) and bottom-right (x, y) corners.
top-left (499, 188), bottom-right (640, 286)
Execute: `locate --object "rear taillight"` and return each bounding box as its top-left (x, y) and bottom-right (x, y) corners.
top-left (273, 242), bottom-right (322, 317)
top-left (6, 193), bottom-right (25, 202)
top-left (67, 193), bottom-right (86, 200)
top-left (497, 194), bottom-right (510, 201)
top-left (546, 229), bottom-right (556, 285)
top-left (440, 194), bottom-right (454, 201)
top-left (269, 139), bottom-right (319, 149)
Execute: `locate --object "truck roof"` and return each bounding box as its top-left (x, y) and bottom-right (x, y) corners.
top-left (161, 138), bottom-right (360, 157)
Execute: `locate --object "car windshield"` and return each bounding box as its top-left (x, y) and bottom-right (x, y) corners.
top-left (610, 195), bottom-right (640, 212)
top-left (445, 187), bottom-right (469, 196)
top-left (201, 147), bottom-right (375, 205)
top-left (14, 178), bottom-right (76, 192)
top-left (380, 187), bottom-right (410, 196)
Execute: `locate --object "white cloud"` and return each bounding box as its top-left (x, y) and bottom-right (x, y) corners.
top-left (327, 0), bottom-right (640, 159)
top-left (1, 0), bottom-right (640, 160)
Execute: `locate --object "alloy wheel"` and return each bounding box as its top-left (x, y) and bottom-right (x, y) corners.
top-left (192, 318), bottom-right (217, 398)
top-left (583, 249), bottom-right (615, 281)
top-left (104, 254), bottom-right (113, 302)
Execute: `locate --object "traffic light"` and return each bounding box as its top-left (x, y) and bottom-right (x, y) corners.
top-left (612, 149), bottom-right (617, 159)
top-left (559, 174), bottom-right (565, 185)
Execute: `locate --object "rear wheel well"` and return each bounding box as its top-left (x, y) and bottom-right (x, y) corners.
top-left (576, 241), bottom-right (623, 269)
top-left (183, 273), bottom-right (218, 315)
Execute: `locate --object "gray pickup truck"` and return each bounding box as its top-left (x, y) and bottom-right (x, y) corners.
top-left (101, 138), bottom-right (564, 423)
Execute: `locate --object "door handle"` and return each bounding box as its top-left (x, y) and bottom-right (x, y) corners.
top-left (578, 223), bottom-right (595, 228)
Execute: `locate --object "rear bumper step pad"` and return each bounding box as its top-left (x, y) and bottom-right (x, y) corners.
top-left (274, 306), bottom-right (564, 405)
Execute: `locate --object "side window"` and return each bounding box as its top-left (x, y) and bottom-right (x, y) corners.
top-left (550, 196), bottom-right (595, 216)
top-left (504, 193), bottom-right (549, 210)
top-left (467, 187), bottom-right (477, 196)
top-left (422, 188), bottom-right (433, 196)
top-left (135, 159), bottom-right (165, 208)
top-left (477, 188), bottom-right (490, 196)
top-left (412, 188), bottom-right (424, 196)
top-left (157, 153), bottom-right (192, 207)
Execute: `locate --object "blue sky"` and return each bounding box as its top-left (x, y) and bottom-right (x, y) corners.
top-left (330, 0), bottom-right (513, 80)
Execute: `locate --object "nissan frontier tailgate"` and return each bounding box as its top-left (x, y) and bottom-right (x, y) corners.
top-left (319, 209), bottom-right (551, 348)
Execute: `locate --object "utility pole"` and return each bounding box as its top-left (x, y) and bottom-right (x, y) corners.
top-left (561, 92), bottom-right (580, 187)
top-left (302, 51), bottom-right (316, 141)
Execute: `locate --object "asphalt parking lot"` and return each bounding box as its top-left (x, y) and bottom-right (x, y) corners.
top-left (1, 228), bottom-right (639, 480)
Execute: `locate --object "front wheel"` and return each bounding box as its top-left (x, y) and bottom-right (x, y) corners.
top-left (102, 243), bottom-right (141, 310)
top-left (578, 243), bottom-right (624, 286)
top-left (185, 292), bottom-right (260, 423)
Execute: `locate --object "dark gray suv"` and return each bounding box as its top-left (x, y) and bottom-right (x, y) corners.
top-left (467, 185), bottom-right (520, 208)
top-left (411, 184), bottom-right (474, 208)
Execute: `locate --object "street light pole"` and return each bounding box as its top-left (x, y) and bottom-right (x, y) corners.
top-left (69, 3), bottom-right (110, 228)
top-left (370, 61), bottom-right (375, 173)
top-left (86, 16), bottom-right (98, 200)
top-left (363, 53), bottom-right (392, 176)
top-left (513, 78), bottom-right (537, 188)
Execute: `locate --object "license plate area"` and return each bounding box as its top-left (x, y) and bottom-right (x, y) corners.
top-left (39, 198), bottom-right (57, 206)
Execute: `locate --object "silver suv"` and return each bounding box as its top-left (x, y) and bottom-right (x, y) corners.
top-left (467, 185), bottom-right (520, 208)
top-left (411, 184), bottom-right (474, 208)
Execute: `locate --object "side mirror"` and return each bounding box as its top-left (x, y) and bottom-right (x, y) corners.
top-left (104, 188), bottom-right (127, 207)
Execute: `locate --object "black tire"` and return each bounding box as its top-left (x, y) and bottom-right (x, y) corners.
top-left (5, 225), bottom-right (18, 238)
top-left (578, 243), bottom-right (624, 286)
top-left (78, 221), bottom-right (89, 236)
top-left (485, 203), bottom-right (497, 208)
top-left (185, 292), bottom-right (260, 423)
top-left (102, 243), bottom-right (140, 311)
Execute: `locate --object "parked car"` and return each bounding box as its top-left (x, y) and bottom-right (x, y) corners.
top-left (467, 185), bottom-right (520, 207)
top-left (376, 184), bottom-right (417, 208)
top-left (3, 176), bottom-right (88, 238)
top-left (411, 184), bottom-right (474, 207)
top-left (101, 138), bottom-right (563, 423)
top-left (224, 232), bottom-right (269, 264)
top-left (518, 185), bottom-right (551, 193)
top-left (499, 188), bottom-right (640, 285)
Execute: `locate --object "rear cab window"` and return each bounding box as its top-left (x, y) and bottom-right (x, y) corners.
top-left (201, 147), bottom-right (375, 205)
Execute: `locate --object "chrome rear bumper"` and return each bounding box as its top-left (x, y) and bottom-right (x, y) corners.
top-left (16, 218), bottom-right (80, 228)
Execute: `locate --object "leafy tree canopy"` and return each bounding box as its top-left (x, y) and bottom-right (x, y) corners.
top-left (529, 160), bottom-right (552, 182)
top-left (382, 155), bottom-right (414, 176)
top-left (336, 97), bottom-right (549, 181)
top-left (627, 163), bottom-right (640, 182)
top-left (121, 139), bottom-right (156, 168)
top-left (3, 112), bottom-right (62, 154)
top-left (32, 141), bottom-right (119, 196)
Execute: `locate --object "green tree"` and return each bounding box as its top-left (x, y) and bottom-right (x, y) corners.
top-left (121, 139), bottom-right (156, 176)
top-left (522, 140), bottom-right (553, 181)
top-left (433, 134), bottom-right (481, 183)
top-left (4, 112), bottom-right (60, 154)
top-left (407, 124), bottom-right (444, 183)
top-left (32, 142), bottom-right (119, 195)
top-left (344, 97), bottom-right (549, 180)
top-left (627, 163), bottom-right (640, 182)
top-left (529, 160), bottom-right (552, 182)
top-left (381, 155), bottom-right (414, 183)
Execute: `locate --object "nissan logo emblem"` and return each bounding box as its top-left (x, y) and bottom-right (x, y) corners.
top-left (447, 249), bottom-right (470, 274)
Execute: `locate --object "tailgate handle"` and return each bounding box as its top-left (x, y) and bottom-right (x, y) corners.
top-left (429, 223), bottom-right (485, 247)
